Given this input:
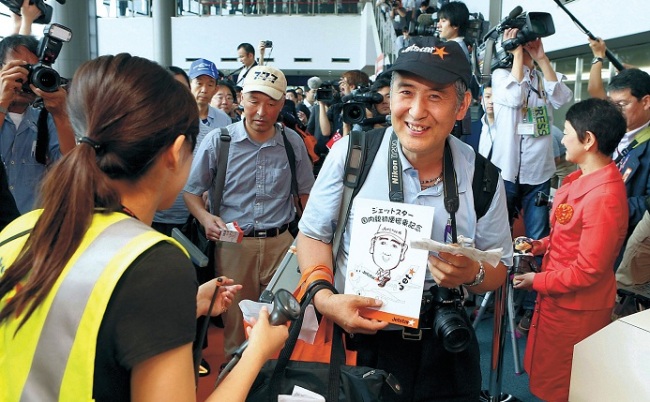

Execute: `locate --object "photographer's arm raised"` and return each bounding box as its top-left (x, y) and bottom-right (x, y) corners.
top-left (0, 61), bottom-right (28, 129)
top-left (36, 86), bottom-right (75, 154)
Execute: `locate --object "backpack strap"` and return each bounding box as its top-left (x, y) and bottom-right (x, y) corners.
top-left (210, 127), bottom-right (231, 214)
top-left (332, 127), bottom-right (387, 265)
top-left (280, 124), bottom-right (303, 215)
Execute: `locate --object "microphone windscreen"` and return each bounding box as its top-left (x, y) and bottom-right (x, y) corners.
top-left (508, 5), bottom-right (522, 19)
top-left (307, 76), bottom-right (322, 90)
top-left (417, 13), bottom-right (435, 26)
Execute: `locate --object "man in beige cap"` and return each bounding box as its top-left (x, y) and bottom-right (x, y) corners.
top-left (184, 65), bottom-right (314, 363)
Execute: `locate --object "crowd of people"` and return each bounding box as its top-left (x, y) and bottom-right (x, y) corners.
top-left (1, 1), bottom-right (649, 402)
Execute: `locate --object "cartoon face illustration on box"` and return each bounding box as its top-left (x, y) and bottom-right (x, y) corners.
top-left (370, 224), bottom-right (408, 287)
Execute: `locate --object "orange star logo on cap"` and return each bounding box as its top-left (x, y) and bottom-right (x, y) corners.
top-left (432, 46), bottom-right (449, 59)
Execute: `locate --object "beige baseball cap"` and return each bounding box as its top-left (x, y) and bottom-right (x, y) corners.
top-left (242, 65), bottom-right (287, 101)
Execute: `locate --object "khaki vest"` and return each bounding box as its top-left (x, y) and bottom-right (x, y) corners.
top-left (0, 211), bottom-right (187, 402)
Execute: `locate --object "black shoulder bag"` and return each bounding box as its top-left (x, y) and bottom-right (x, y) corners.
top-left (246, 281), bottom-right (401, 402)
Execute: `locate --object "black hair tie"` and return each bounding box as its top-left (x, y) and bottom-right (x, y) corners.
top-left (79, 136), bottom-right (103, 152)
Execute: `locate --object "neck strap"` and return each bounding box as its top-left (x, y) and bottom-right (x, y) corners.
top-left (387, 132), bottom-right (459, 243)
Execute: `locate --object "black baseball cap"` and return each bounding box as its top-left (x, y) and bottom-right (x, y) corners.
top-left (387, 40), bottom-right (471, 88)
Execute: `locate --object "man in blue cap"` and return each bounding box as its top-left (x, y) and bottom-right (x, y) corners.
top-left (296, 40), bottom-right (512, 401)
top-left (187, 58), bottom-right (232, 146)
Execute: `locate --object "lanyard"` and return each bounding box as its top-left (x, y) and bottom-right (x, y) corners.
top-left (615, 126), bottom-right (650, 167)
top-left (387, 132), bottom-right (459, 243)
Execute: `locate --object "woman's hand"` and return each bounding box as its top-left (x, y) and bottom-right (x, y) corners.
top-left (245, 307), bottom-right (289, 360)
top-left (512, 272), bottom-right (535, 290)
top-left (196, 276), bottom-right (242, 317)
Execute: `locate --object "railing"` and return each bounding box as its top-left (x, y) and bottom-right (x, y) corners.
top-left (101, 0), bottom-right (365, 17)
top-left (374, 2), bottom-right (396, 65)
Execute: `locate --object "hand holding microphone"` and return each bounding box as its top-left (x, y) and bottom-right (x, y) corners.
top-left (215, 289), bottom-right (300, 386)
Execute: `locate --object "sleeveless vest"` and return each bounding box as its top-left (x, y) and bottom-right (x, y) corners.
top-left (0, 211), bottom-right (188, 402)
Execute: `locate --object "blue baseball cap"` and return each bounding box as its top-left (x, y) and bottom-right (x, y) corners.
top-left (188, 58), bottom-right (219, 80)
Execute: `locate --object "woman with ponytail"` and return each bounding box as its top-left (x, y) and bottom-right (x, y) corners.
top-left (0, 54), bottom-right (288, 402)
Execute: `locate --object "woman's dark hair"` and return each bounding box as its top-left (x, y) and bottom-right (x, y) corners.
top-left (0, 53), bottom-right (199, 328)
top-left (168, 65), bottom-right (190, 87)
top-left (565, 98), bottom-right (626, 156)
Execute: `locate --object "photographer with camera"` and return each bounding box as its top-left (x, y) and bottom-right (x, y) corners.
top-left (389, 0), bottom-right (409, 37)
top-left (513, 98), bottom-right (629, 402)
top-left (489, 21), bottom-right (573, 332)
top-left (0, 33), bottom-right (75, 214)
top-left (296, 40), bottom-right (511, 401)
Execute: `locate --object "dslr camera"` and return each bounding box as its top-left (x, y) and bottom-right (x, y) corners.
top-left (22, 23), bottom-right (73, 93)
top-left (478, 7), bottom-right (555, 71)
top-left (428, 286), bottom-right (472, 353)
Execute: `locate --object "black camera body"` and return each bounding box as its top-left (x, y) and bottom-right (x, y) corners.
top-left (0, 0), bottom-right (66, 25)
top-left (263, 40), bottom-right (273, 48)
top-left (430, 286), bottom-right (472, 353)
top-left (314, 80), bottom-right (339, 104)
top-left (478, 10), bottom-right (555, 71)
top-left (22, 23), bottom-right (72, 94)
top-left (500, 12), bottom-right (555, 51)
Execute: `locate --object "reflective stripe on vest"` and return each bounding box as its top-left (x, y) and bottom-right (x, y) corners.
top-left (0, 212), bottom-right (188, 402)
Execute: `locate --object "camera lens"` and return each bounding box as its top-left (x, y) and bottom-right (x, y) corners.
top-left (31, 66), bottom-right (60, 93)
top-left (434, 309), bottom-right (472, 353)
top-left (345, 104), bottom-right (364, 123)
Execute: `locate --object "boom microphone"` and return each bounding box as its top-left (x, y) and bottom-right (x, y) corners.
top-left (416, 13), bottom-right (436, 26)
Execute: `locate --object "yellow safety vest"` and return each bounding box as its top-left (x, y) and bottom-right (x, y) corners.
top-left (0, 210), bottom-right (188, 402)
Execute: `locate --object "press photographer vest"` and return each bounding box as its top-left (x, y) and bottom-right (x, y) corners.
top-left (0, 211), bottom-right (187, 402)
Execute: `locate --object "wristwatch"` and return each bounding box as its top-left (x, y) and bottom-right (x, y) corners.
top-left (464, 261), bottom-right (485, 287)
top-left (0, 104), bottom-right (8, 115)
top-left (591, 57), bottom-right (604, 65)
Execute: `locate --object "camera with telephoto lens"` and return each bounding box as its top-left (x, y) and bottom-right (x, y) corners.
top-left (534, 191), bottom-right (553, 208)
top-left (22, 23), bottom-right (73, 94)
top-left (478, 8), bottom-right (555, 71)
top-left (340, 87), bottom-right (384, 125)
top-left (431, 286), bottom-right (472, 353)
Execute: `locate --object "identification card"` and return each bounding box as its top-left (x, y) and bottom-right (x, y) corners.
top-left (517, 123), bottom-right (535, 135)
top-left (528, 105), bottom-right (551, 138)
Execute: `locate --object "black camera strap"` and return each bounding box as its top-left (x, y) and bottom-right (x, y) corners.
top-left (387, 132), bottom-right (459, 242)
top-left (35, 107), bottom-right (50, 165)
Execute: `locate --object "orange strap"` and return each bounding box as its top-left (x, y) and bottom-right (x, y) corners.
top-left (294, 264), bottom-right (334, 301)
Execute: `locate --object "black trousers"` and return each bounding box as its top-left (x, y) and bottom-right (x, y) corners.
top-left (354, 316), bottom-right (481, 402)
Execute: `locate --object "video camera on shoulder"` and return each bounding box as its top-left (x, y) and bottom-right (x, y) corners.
top-left (478, 6), bottom-right (555, 72)
top-left (22, 23), bottom-right (73, 94)
top-left (314, 80), bottom-right (339, 105)
top-left (340, 87), bottom-right (384, 125)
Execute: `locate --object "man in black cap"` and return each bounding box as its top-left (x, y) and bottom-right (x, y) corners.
top-left (296, 40), bottom-right (512, 401)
